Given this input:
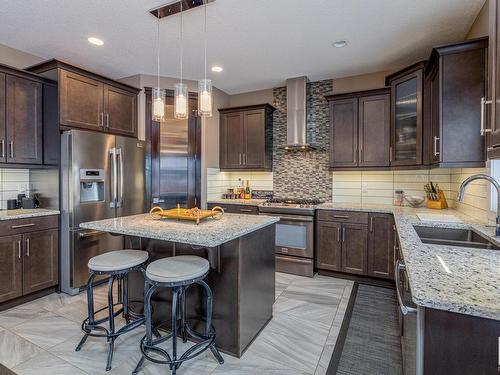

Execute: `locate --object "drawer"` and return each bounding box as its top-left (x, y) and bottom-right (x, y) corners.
top-left (207, 203), bottom-right (259, 215)
top-left (317, 210), bottom-right (368, 224)
top-left (0, 215), bottom-right (59, 235)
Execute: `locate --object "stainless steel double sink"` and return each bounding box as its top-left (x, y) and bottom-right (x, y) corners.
top-left (413, 225), bottom-right (500, 250)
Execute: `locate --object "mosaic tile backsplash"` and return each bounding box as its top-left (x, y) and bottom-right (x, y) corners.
top-left (272, 80), bottom-right (333, 201)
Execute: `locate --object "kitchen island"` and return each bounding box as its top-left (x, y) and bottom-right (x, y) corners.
top-left (80, 212), bottom-right (279, 357)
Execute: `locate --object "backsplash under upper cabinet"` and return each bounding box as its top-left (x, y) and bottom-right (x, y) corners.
top-left (0, 169), bottom-right (29, 209)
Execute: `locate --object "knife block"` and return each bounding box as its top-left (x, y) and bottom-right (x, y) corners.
top-left (426, 191), bottom-right (448, 209)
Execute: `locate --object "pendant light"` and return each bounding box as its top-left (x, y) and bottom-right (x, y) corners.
top-left (152, 9), bottom-right (166, 121)
top-left (174, 0), bottom-right (189, 119)
top-left (198, 0), bottom-right (212, 117)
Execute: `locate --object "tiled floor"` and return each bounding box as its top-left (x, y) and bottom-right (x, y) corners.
top-left (0, 273), bottom-right (353, 375)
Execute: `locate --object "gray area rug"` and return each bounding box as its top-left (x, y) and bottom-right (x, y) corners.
top-left (328, 283), bottom-right (403, 375)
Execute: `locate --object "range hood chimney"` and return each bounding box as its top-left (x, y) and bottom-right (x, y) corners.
top-left (284, 76), bottom-right (315, 151)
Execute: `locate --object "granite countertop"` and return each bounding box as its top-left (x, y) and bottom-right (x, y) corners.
top-left (80, 213), bottom-right (280, 248)
top-left (208, 199), bottom-right (267, 206)
top-left (0, 208), bottom-right (60, 221)
top-left (318, 202), bottom-right (500, 321)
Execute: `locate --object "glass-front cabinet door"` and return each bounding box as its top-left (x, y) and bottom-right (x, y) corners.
top-left (389, 68), bottom-right (423, 166)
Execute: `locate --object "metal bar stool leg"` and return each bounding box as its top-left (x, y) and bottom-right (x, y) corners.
top-left (180, 287), bottom-right (187, 343)
top-left (199, 280), bottom-right (224, 365)
top-left (171, 287), bottom-right (179, 374)
top-left (106, 275), bottom-right (116, 371)
top-left (133, 282), bottom-right (156, 375)
top-left (75, 273), bottom-right (96, 352)
top-left (123, 273), bottom-right (130, 323)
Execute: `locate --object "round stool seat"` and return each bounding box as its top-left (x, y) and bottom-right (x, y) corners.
top-left (88, 250), bottom-right (149, 272)
top-left (146, 255), bottom-right (209, 283)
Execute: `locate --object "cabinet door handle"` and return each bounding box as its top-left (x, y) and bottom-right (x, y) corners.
top-left (0, 139), bottom-right (4, 158)
top-left (342, 227), bottom-right (345, 242)
top-left (243, 153), bottom-right (246, 165)
top-left (18, 239), bottom-right (21, 259)
top-left (26, 238), bottom-right (30, 257)
top-left (337, 226), bottom-right (341, 242)
top-left (389, 146), bottom-right (392, 163)
top-left (100, 112), bottom-right (104, 127)
top-left (370, 216), bottom-right (373, 232)
top-left (106, 113), bottom-right (110, 129)
top-left (480, 97), bottom-right (492, 136)
top-left (433, 136), bottom-right (440, 156)
top-left (11, 223), bottom-right (35, 229)
top-left (239, 153), bottom-right (242, 165)
top-left (9, 141), bottom-right (13, 159)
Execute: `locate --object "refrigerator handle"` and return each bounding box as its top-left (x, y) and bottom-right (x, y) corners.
top-left (109, 148), bottom-right (117, 208)
top-left (117, 148), bottom-right (124, 208)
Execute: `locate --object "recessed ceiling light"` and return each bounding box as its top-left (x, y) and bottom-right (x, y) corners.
top-left (333, 40), bottom-right (347, 48)
top-left (88, 37), bottom-right (104, 46)
top-left (211, 66), bottom-right (223, 73)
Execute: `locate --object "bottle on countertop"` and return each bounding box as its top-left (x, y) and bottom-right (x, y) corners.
top-left (240, 180), bottom-right (245, 199)
top-left (245, 180), bottom-right (251, 200)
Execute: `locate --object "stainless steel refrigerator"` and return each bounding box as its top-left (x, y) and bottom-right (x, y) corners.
top-left (60, 130), bottom-right (147, 295)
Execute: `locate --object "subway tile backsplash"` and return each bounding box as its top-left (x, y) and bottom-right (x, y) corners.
top-left (207, 168), bottom-right (273, 201)
top-left (0, 169), bottom-right (30, 209)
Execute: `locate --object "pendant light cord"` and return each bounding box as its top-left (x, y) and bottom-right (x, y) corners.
top-left (156, 9), bottom-right (160, 91)
top-left (180, 0), bottom-right (183, 85)
top-left (204, 0), bottom-right (207, 81)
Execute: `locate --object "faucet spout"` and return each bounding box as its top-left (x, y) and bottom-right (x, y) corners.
top-left (458, 174), bottom-right (500, 236)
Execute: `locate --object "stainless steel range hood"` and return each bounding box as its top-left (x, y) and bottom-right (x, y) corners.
top-left (284, 76), bottom-right (315, 151)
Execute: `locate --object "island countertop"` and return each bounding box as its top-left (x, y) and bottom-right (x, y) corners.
top-left (80, 213), bottom-right (280, 248)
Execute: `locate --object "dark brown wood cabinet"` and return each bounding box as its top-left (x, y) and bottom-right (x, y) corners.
top-left (0, 216), bottom-right (58, 307)
top-left (23, 229), bottom-right (58, 295)
top-left (219, 104), bottom-right (275, 171)
top-left (6, 75), bottom-right (43, 164)
top-left (487, 0), bottom-right (500, 158)
top-left (368, 213), bottom-right (395, 279)
top-left (0, 234), bottom-right (23, 303)
top-left (0, 73), bottom-right (5, 163)
top-left (326, 89), bottom-right (390, 169)
top-left (386, 62), bottom-right (425, 167)
top-left (27, 59), bottom-right (140, 138)
top-left (316, 210), bottom-right (394, 280)
top-left (424, 38), bottom-right (487, 167)
top-left (341, 223), bottom-right (368, 275)
top-left (316, 220), bottom-right (342, 271)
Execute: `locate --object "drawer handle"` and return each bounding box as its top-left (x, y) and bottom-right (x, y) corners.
top-left (11, 223), bottom-right (36, 229)
top-left (239, 209), bottom-right (253, 213)
top-left (333, 215), bottom-right (349, 219)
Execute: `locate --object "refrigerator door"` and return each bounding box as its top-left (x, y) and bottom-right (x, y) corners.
top-left (66, 130), bottom-right (116, 227)
top-left (115, 136), bottom-right (146, 217)
top-left (69, 228), bottom-right (124, 293)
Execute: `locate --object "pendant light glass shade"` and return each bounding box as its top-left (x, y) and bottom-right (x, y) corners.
top-left (174, 82), bottom-right (189, 119)
top-left (198, 79), bottom-right (212, 117)
top-left (152, 88), bottom-right (166, 121)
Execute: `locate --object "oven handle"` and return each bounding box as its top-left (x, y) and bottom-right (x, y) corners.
top-left (259, 212), bottom-right (313, 222)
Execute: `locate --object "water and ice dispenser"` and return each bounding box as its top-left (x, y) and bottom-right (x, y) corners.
top-left (79, 169), bottom-right (105, 203)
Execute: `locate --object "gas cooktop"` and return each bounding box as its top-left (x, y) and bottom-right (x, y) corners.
top-left (259, 198), bottom-right (323, 215)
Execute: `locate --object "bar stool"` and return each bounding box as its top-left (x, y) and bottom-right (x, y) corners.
top-left (133, 255), bottom-right (224, 375)
top-left (76, 249), bottom-right (149, 371)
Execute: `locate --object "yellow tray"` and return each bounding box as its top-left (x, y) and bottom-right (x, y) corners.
top-left (150, 205), bottom-right (224, 224)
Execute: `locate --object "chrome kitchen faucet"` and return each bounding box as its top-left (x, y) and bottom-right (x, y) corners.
top-left (458, 174), bottom-right (500, 236)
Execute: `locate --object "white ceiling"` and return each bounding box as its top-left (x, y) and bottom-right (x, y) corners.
top-left (0, 0), bottom-right (485, 94)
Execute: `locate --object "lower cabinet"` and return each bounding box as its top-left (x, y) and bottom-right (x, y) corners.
top-left (0, 217), bottom-right (59, 304)
top-left (367, 213), bottom-right (395, 279)
top-left (316, 211), bottom-right (394, 280)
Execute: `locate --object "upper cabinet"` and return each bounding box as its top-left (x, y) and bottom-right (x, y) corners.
top-left (386, 62), bottom-right (425, 167)
top-left (0, 65), bottom-right (53, 166)
top-left (27, 60), bottom-right (140, 138)
top-left (424, 38), bottom-right (487, 167)
top-left (487, 0), bottom-right (500, 159)
top-left (219, 104), bottom-right (275, 171)
top-left (326, 88), bottom-right (390, 169)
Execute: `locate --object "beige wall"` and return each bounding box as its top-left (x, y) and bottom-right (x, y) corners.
top-left (331, 70), bottom-right (395, 94)
top-left (227, 88), bottom-right (274, 108)
top-left (0, 43), bottom-right (43, 69)
top-left (466, 0), bottom-right (489, 39)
